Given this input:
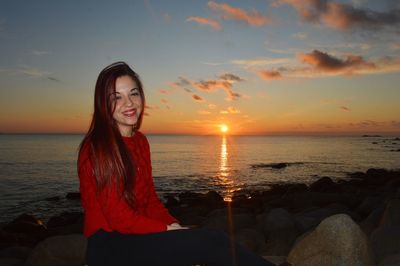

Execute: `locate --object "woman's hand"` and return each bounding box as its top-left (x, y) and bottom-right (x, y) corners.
top-left (167, 223), bottom-right (189, 231)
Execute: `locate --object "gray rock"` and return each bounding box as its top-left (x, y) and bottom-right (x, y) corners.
top-left (202, 213), bottom-right (255, 232)
top-left (360, 207), bottom-right (385, 237)
top-left (378, 254), bottom-right (400, 266)
top-left (259, 208), bottom-right (299, 256)
top-left (234, 228), bottom-right (265, 253)
top-left (370, 225), bottom-right (400, 264)
top-left (287, 214), bottom-right (374, 266)
top-left (380, 199), bottom-right (400, 227)
top-left (356, 196), bottom-right (384, 218)
top-left (24, 234), bottom-right (86, 266)
top-left (262, 256), bottom-right (287, 265)
top-left (294, 204), bottom-right (351, 233)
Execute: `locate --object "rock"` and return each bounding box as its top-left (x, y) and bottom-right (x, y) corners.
top-left (356, 196), bottom-right (384, 218)
top-left (259, 208), bottom-right (299, 256)
top-left (2, 214), bottom-right (46, 235)
top-left (65, 192), bottom-right (80, 200)
top-left (370, 225), bottom-right (400, 264)
top-left (380, 199), bottom-right (400, 227)
top-left (204, 190), bottom-right (224, 205)
top-left (44, 196), bottom-right (60, 202)
top-left (202, 213), bottom-right (255, 232)
top-left (0, 246), bottom-right (31, 260)
top-left (0, 258), bottom-right (23, 266)
top-left (294, 204), bottom-right (352, 233)
top-left (378, 254), bottom-right (400, 266)
top-left (234, 228), bottom-right (265, 253)
top-left (24, 234), bottom-right (86, 266)
top-left (360, 207), bottom-right (385, 237)
top-left (262, 256), bottom-right (287, 265)
top-left (287, 214), bottom-right (374, 266)
top-left (309, 177), bottom-right (336, 192)
top-left (47, 212), bottom-right (83, 228)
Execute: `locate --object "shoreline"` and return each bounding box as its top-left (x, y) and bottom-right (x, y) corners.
top-left (1, 167), bottom-right (400, 265)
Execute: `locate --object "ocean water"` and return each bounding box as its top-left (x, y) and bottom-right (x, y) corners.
top-left (1, 134), bottom-right (399, 224)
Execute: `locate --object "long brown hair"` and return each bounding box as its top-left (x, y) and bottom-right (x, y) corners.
top-left (78, 61), bottom-right (145, 208)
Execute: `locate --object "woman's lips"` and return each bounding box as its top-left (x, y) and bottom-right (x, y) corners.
top-left (122, 109), bottom-right (136, 117)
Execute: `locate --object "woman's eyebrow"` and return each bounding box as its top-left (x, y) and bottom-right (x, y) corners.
top-left (131, 87), bottom-right (139, 91)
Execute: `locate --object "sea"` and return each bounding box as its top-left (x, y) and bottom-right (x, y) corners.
top-left (1, 134), bottom-right (399, 224)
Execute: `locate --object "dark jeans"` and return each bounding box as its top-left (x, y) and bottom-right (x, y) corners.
top-left (86, 228), bottom-right (274, 266)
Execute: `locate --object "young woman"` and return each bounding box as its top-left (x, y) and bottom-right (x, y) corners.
top-left (78, 61), bottom-right (274, 266)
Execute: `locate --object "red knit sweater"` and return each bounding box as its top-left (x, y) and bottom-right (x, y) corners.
top-left (78, 131), bottom-right (178, 237)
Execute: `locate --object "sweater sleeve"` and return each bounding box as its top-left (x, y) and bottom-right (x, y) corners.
top-left (139, 134), bottom-right (179, 225)
top-left (78, 148), bottom-right (168, 235)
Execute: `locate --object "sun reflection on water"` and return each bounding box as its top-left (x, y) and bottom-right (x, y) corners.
top-left (218, 136), bottom-right (235, 202)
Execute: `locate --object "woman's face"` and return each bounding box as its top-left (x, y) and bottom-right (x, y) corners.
top-left (111, 75), bottom-right (143, 137)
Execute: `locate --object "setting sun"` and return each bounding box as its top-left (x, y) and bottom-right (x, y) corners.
top-left (220, 124), bottom-right (229, 133)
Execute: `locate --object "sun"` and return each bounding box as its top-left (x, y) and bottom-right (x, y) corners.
top-left (220, 124), bottom-right (229, 134)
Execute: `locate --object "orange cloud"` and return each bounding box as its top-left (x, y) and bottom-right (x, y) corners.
top-left (340, 106), bottom-right (351, 112)
top-left (227, 107), bottom-right (241, 114)
top-left (256, 70), bottom-right (282, 80)
top-left (192, 94), bottom-right (205, 102)
top-left (186, 16), bottom-right (222, 31)
top-left (208, 1), bottom-right (271, 26)
top-left (298, 50), bottom-right (375, 73)
top-left (273, 0), bottom-right (400, 30)
top-left (255, 50), bottom-right (400, 80)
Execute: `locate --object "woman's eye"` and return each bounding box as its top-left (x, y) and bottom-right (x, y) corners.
top-left (130, 92), bottom-right (139, 96)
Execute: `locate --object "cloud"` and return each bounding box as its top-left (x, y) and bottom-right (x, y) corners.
top-left (186, 16), bottom-right (222, 31)
top-left (208, 104), bottom-right (217, 109)
top-left (161, 99), bottom-right (168, 104)
top-left (292, 32), bottom-right (307, 40)
top-left (198, 110), bottom-right (211, 115)
top-left (232, 57), bottom-right (291, 68)
top-left (227, 107), bottom-right (241, 114)
top-left (255, 49), bottom-right (400, 80)
top-left (192, 94), bottom-right (205, 102)
top-left (219, 73), bottom-right (244, 82)
top-left (256, 70), bottom-right (282, 80)
top-left (298, 49), bottom-right (375, 73)
top-left (340, 106), bottom-right (351, 111)
top-left (208, 1), bottom-right (271, 26)
top-left (47, 77), bottom-right (61, 82)
top-left (273, 0), bottom-right (400, 30)
top-left (194, 80), bottom-right (241, 101)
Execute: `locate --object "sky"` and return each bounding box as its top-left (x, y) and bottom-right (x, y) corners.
top-left (1, 0), bottom-right (400, 135)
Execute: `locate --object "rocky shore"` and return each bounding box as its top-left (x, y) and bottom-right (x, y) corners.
top-left (1, 168), bottom-right (400, 266)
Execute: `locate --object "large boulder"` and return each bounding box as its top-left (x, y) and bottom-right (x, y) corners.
top-left (370, 225), bottom-right (400, 264)
top-left (287, 214), bottom-right (374, 266)
top-left (259, 208), bottom-right (299, 256)
top-left (379, 199), bottom-right (400, 227)
top-left (234, 228), bottom-right (265, 253)
top-left (24, 234), bottom-right (86, 266)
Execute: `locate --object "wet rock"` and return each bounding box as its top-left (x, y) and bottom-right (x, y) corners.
top-left (202, 213), bottom-right (255, 233)
top-left (204, 190), bottom-right (224, 205)
top-left (370, 225), bottom-right (400, 264)
top-left (24, 234), bottom-right (86, 266)
top-left (287, 214), bottom-right (374, 266)
top-left (44, 196), bottom-right (60, 202)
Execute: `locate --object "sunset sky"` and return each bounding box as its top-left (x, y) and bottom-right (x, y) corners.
top-left (1, 0), bottom-right (399, 135)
